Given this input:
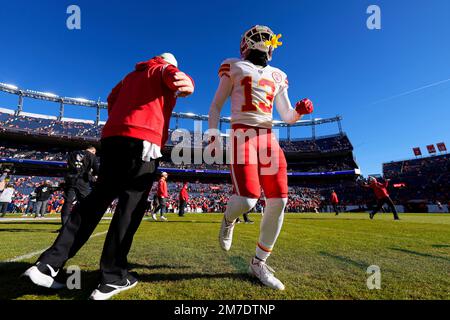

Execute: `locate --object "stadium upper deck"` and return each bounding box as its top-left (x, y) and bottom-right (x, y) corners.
top-left (0, 84), bottom-right (360, 179)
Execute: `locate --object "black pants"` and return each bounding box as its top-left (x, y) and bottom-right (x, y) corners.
top-left (371, 197), bottom-right (399, 219)
top-left (178, 200), bottom-right (186, 216)
top-left (26, 201), bottom-right (35, 214)
top-left (61, 187), bottom-right (85, 226)
top-left (332, 204), bottom-right (339, 215)
top-left (0, 202), bottom-right (8, 217)
top-left (153, 197), bottom-right (166, 216)
top-left (34, 200), bottom-right (48, 217)
top-left (38, 136), bottom-right (159, 284)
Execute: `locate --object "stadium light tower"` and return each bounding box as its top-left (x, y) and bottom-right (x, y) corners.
top-left (16, 92), bottom-right (24, 116)
top-left (312, 119), bottom-right (316, 141)
top-left (96, 101), bottom-right (101, 125)
top-left (337, 116), bottom-right (343, 135)
top-left (58, 99), bottom-right (64, 120)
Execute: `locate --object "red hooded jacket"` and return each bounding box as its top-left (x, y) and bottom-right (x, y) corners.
top-left (331, 192), bottom-right (339, 204)
top-left (102, 57), bottom-right (194, 147)
top-left (157, 178), bottom-right (168, 198)
top-left (368, 180), bottom-right (390, 199)
top-left (179, 185), bottom-right (189, 201)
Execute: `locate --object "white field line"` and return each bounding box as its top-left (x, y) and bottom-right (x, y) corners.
top-left (0, 231), bottom-right (108, 264)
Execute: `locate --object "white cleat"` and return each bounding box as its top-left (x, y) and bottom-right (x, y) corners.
top-left (151, 214), bottom-right (157, 221)
top-left (219, 216), bottom-right (235, 251)
top-left (160, 216), bottom-right (168, 222)
top-left (23, 265), bottom-right (66, 289)
top-left (248, 258), bottom-right (285, 291)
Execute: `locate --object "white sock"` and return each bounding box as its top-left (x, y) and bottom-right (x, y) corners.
top-left (224, 195), bottom-right (258, 223)
top-left (256, 198), bottom-right (287, 262)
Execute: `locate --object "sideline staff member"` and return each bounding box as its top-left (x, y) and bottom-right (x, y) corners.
top-left (24, 53), bottom-right (195, 300)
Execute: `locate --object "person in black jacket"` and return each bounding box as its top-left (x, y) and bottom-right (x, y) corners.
top-left (61, 146), bottom-right (99, 226)
top-left (34, 181), bottom-right (58, 218)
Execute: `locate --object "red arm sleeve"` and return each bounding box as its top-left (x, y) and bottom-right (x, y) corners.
top-left (107, 81), bottom-right (123, 115)
top-left (162, 65), bottom-right (195, 91)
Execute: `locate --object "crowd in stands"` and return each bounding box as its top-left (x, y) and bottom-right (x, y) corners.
top-left (0, 146), bottom-right (66, 161)
top-left (279, 135), bottom-right (353, 153)
top-left (0, 111), bottom-right (353, 154)
top-left (0, 111), bottom-right (101, 138)
top-left (383, 154), bottom-right (450, 204)
top-left (1, 177), bottom-right (326, 215)
top-left (2, 173), bottom-right (448, 216)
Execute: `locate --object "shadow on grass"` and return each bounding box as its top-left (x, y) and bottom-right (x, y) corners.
top-left (137, 271), bottom-right (251, 283)
top-left (0, 262), bottom-right (99, 300)
top-left (0, 222), bottom-right (61, 226)
top-left (290, 217), bottom-right (368, 221)
top-left (389, 247), bottom-right (450, 262)
top-left (0, 262), bottom-right (255, 300)
top-left (152, 220), bottom-right (221, 224)
top-left (129, 263), bottom-right (192, 270)
top-left (228, 256), bottom-right (249, 273)
top-left (319, 251), bottom-right (368, 269)
top-left (0, 228), bottom-right (57, 233)
top-left (432, 244), bottom-right (450, 248)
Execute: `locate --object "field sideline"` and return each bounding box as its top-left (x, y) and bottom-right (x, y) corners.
top-left (0, 213), bottom-right (449, 300)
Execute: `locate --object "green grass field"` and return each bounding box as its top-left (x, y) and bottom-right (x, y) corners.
top-left (0, 213), bottom-right (449, 300)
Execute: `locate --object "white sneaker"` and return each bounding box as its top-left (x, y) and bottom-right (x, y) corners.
top-left (151, 214), bottom-right (157, 221)
top-left (160, 216), bottom-right (168, 222)
top-left (90, 277), bottom-right (138, 300)
top-left (23, 264), bottom-right (65, 289)
top-left (219, 215), bottom-right (235, 251)
top-left (248, 258), bottom-right (285, 290)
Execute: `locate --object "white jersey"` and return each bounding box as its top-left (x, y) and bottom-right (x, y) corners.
top-left (219, 58), bottom-right (289, 128)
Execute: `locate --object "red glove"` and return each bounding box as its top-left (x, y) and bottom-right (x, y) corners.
top-left (295, 98), bottom-right (314, 115)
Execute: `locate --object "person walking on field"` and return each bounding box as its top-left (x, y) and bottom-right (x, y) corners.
top-left (363, 177), bottom-right (400, 220)
top-left (152, 172), bottom-right (169, 221)
top-left (24, 52), bottom-right (195, 300)
top-left (330, 190), bottom-right (339, 216)
top-left (0, 184), bottom-right (14, 217)
top-left (178, 182), bottom-right (189, 217)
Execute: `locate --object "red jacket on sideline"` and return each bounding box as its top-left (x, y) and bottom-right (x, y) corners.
top-left (179, 185), bottom-right (189, 201)
top-left (157, 178), bottom-right (168, 198)
top-left (102, 57), bottom-right (194, 147)
top-left (331, 192), bottom-right (339, 204)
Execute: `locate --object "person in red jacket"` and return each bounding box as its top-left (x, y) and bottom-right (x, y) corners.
top-left (330, 190), bottom-right (340, 216)
top-left (363, 177), bottom-right (400, 220)
top-left (152, 172), bottom-right (169, 221)
top-left (25, 53), bottom-right (194, 300)
top-left (178, 182), bottom-right (189, 217)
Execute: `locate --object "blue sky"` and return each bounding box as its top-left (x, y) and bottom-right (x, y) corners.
top-left (1, 0), bottom-right (449, 175)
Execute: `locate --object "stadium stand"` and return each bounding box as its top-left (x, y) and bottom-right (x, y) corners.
top-left (383, 154), bottom-right (450, 211)
top-left (1, 85), bottom-right (447, 213)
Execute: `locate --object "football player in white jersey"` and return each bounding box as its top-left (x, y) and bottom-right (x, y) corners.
top-left (208, 25), bottom-right (314, 290)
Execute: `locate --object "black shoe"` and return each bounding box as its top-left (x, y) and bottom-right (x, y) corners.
top-left (89, 274), bottom-right (138, 300)
top-left (23, 262), bottom-right (65, 289)
top-left (369, 212), bottom-right (375, 220)
top-left (394, 217), bottom-right (400, 221)
top-left (245, 220), bottom-right (254, 224)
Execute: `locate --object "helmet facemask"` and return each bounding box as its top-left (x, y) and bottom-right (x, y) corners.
top-left (240, 25), bottom-right (276, 61)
